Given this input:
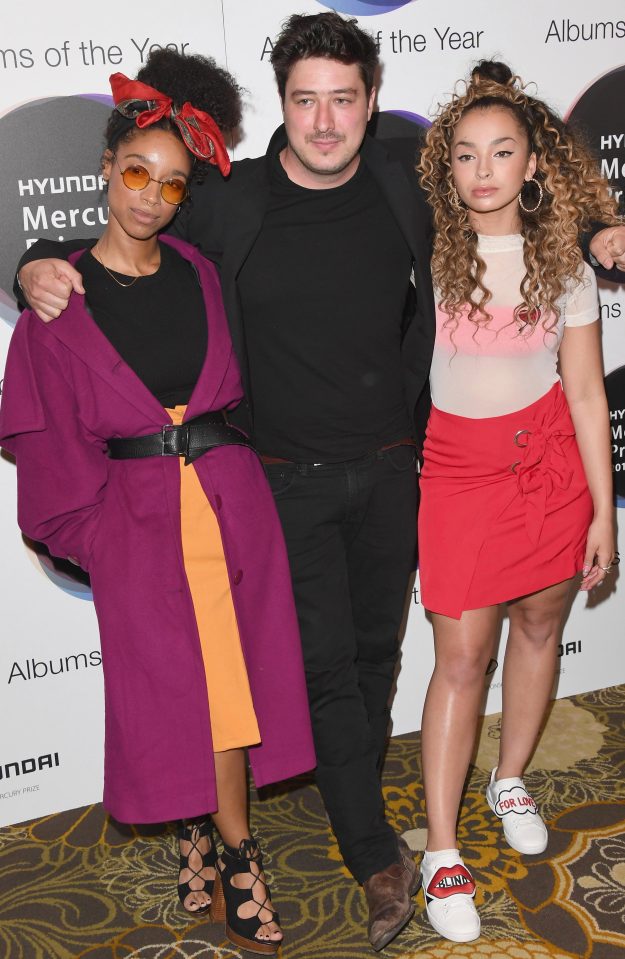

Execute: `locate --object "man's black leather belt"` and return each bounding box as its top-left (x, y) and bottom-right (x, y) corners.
top-left (107, 411), bottom-right (254, 465)
top-left (259, 437), bottom-right (416, 466)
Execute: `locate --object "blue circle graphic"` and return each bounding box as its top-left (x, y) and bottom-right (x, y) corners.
top-left (319, 0), bottom-right (414, 15)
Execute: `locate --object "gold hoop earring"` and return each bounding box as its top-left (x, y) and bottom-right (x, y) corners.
top-left (518, 177), bottom-right (543, 214)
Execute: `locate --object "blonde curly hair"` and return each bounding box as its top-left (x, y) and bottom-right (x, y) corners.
top-left (418, 60), bottom-right (620, 333)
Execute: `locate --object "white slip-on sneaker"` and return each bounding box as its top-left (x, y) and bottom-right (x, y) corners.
top-left (485, 768), bottom-right (548, 855)
top-left (420, 849), bottom-right (480, 943)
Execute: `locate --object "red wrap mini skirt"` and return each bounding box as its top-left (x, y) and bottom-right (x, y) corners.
top-left (418, 383), bottom-right (593, 618)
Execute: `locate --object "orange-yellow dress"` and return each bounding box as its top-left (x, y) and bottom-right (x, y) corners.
top-left (168, 406), bottom-right (260, 751)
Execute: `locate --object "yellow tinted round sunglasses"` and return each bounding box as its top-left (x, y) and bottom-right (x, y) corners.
top-left (113, 155), bottom-right (188, 205)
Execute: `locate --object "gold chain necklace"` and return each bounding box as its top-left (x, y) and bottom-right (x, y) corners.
top-left (92, 245), bottom-right (141, 288)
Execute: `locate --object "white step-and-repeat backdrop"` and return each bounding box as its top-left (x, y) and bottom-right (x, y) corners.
top-left (1, 0), bottom-right (624, 827)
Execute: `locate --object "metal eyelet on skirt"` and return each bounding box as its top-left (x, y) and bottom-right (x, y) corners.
top-left (514, 429), bottom-right (531, 447)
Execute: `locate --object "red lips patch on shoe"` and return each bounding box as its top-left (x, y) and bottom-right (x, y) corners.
top-left (426, 864), bottom-right (476, 901)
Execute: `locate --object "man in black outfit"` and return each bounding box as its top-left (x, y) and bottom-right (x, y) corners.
top-left (175, 23), bottom-right (435, 949)
top-left (18, 14), bottom-right (434, 951)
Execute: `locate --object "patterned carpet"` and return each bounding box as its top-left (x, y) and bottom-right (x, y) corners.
top-left (1, 685), bottom-right (625, 959)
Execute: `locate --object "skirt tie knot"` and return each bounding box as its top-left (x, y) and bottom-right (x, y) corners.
top-left (512, 424), bottom-right (574, 545)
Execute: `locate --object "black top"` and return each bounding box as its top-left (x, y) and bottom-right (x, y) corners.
top-left (78, 242), bottom-right (207, 407)
top-left (237, 155), bottom-right (413, 461)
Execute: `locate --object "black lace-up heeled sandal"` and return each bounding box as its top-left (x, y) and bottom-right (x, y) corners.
top-left (210, 837), bottom-right (282, 955)
top-left (177, 817), bottom-right (217, 914)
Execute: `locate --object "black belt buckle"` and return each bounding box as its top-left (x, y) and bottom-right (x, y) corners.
top-left (161, 423), bottom-right (189, 457)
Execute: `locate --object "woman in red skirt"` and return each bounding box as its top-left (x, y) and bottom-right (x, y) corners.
top-left (416, 60), bottom-right (619, 942)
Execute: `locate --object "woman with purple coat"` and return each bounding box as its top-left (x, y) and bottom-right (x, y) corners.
top-left (0, 50), bottom-right (315, 956)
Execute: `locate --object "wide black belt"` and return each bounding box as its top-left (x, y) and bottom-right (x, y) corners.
top-left (107, 410), bottom-right (254, 465)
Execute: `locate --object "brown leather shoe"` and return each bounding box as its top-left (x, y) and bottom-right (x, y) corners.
top-left (362, 837), bottom-right (420, 952)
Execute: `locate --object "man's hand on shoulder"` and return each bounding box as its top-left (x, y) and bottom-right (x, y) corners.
top-left (19, 259), bottom-right (85, 322)
top-left (589, 224), bottom-right (625, 272)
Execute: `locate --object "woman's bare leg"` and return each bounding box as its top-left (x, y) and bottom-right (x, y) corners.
top-left (496, 578), bottom-right (573, 779)
top-left (212, 748), bottom-right (250, 846)
top-left (421, 606), bottom-right (501, 851)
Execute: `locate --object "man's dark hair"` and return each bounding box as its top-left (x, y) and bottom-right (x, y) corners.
top-left (270, 12), bottom-right (379, 100)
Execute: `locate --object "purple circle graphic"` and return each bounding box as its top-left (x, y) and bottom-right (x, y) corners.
top-left (368, 110), bottom-right (430, 190)
top-left (23, 538), bottom-right (93, 600)
top-left (369, 109), bottom-right (430, 143)
top-left (386, 109), bottom-right (431, 129)
top-left (37, 552), bottom-right (93, 600)
top-left (319, 0), bottom-right (414, 15)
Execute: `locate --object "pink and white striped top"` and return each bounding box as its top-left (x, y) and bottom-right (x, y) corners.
top-left (430, 232), bottom-right (599, 418)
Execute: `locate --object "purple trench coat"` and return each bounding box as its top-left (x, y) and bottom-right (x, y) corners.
top-left (0, 235), bottom-right (315, 823)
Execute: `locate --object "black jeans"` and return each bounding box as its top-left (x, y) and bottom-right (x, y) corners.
top-left (264, 445), bottom-right (418, 883)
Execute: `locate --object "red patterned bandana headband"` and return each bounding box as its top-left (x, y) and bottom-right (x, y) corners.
top-left (109, 72), bottom-right (231, 176)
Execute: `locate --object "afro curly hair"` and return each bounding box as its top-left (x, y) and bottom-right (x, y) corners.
top-left (105, 47), bottom-right (242, 178)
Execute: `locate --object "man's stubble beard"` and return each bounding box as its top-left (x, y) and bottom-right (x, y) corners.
top-left (288, 138), bottom-right (359, 179)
